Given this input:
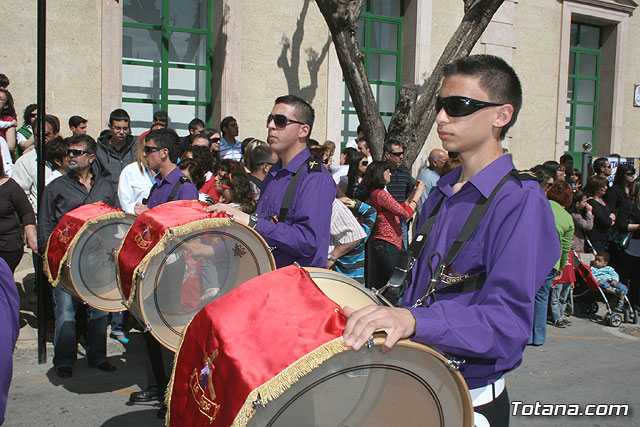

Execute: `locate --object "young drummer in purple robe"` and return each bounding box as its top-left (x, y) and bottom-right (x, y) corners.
top-left (342, 55), bottom-right (560, 426)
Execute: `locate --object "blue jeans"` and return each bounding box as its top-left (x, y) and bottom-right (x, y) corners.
top-left (110, 311), bottom-right (128, 335)
top-left (529, 269), bottom-right (557, 346)
top-left (598, 280), bottom-right (628, 296)
top-left (549, 282), bottom-right (571, 322)
top-left (52, 286), bottom-right (109, 368)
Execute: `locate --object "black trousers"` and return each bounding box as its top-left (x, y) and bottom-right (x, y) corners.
top-left (0, 250), bottom-right (23, 273)
top-left (474, 387), bottom-right (510, 427)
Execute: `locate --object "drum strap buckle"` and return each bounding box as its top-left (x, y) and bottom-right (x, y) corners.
top-left (444, 354), bottom-right (465, 372)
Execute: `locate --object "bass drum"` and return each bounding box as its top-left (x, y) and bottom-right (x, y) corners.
top-left (247, 337), bottom-right (473, 427)
top-left (245, 268), bottom-right (473, 427)
top-left (125, 220), bottom-right (275, 351)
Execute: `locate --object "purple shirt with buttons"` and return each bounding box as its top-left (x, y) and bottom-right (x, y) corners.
top-left (146, 166), bottom-right (199, 209)
top-left (254, 148), bottom-right (336, 268)
top-left (401, 154), bottom-right (560, 389)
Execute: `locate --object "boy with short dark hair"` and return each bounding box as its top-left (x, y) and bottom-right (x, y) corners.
top-left (591, 251), bottom-right (627, 311)
top-left (342, 55), bottom-right (560, 425)
top-left (68, 115), bottom-right (87, 136)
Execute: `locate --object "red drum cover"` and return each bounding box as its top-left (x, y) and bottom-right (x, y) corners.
top-left (167, 265), bottom-right (348, 427)
top-left (44, 202), bottom-right (123, 287)
top-left (116, 200), bottom-right (230, 304)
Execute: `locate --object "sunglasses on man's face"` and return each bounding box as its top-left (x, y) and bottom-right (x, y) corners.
top-left (211, 137), bottom-right (221, 143)
top-left (266, 114), bottom-right (306, 128)
top-left (144, 145), bottom-right (163, 153)
top-left (322, 158), bottom-right (330, 164)
top-left (435, 96), bottom-right (504, 117)
top-left (67, 149), bottom-right (89, 157)
top-left (388, 151), bottom-right (404, 157)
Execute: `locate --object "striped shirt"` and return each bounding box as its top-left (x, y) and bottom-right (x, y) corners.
top-left (335, 201), bottom-right (377, 284)
top-left (219, 136), bottom-right (243, 161)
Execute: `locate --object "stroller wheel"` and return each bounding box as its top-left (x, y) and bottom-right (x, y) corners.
top-left (630, 309), bottom-right (639, 325)
top-left (608, 313), bottom-right (623, 327)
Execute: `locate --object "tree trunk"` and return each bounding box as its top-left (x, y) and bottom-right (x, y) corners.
top-left (315, 0), bottom-right (386, 159)
top-left (388, 0), bottom-right (505, 167)
top-left (316, 0), bottom-right (505, 167)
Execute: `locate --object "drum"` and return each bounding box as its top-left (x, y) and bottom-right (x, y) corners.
top-left (116, 200), bottom-right (275, 351)
top-left (167, 265), bottom-right (472, 427)
top-left (247, 336), bottom-right (473, 427)
top-left (45, 202), bottom-right (133, 312)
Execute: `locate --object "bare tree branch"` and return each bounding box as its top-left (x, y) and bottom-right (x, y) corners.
top-left (388, 0), bottom-right (505, 167)
top-left (315, 0), bottom-right (386, 159)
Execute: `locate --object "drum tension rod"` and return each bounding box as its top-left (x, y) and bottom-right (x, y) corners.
top-left (366, 337), bottom-right (374, 349)
top-left (252, 393), bottom-right (266, 409)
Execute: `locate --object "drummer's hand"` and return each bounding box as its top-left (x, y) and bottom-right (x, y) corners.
top-left (134, 203), bottom-right (149, 216)
top-left (342, 306), bottom-right (416, 354)
top-left (204, 203), bottom-right (250, 225)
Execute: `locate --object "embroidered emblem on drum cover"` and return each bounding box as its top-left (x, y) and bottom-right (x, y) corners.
top-left (232, 243), bottom-right (246, 258)
top-left (441, 267), bottom-right (470, 285)
top-left (57, 225), bottom-right (71, 243)
top-left (190, 350), bottom-right (221, 422)
top-left (134, 224), bottom-right (153, 250)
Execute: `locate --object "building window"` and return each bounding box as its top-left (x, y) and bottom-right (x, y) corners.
top-left (341, 1), bottom-right (403, 145)
top-left (565, 23), bottom-right (601, 162)
top-left (122, 0), bottom-right (212, 136)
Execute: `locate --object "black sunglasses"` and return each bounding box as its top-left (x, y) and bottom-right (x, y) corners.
top-left (266, 114), bottom-right (306, 128)
top-left (360, 161), bottom-right (368, 166)
top-left (144, 145), bottom-right (163, 153)
top-left (67, 148), bottom-right (89, 157)
top-left (388, 151), bottom-right (404, 157)
top-left (322, 158), bottom-right (330, 164)
top-left (436, 96), bottom-right (503, 117)
top-left (210, 137), bottom-right (221, 143)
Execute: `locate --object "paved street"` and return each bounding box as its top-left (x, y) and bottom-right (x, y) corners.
top-left (4, 253), bottom-right (640, 426)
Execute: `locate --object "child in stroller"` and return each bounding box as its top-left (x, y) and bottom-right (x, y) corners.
top-left (590, 251), bottom-right (627, 312)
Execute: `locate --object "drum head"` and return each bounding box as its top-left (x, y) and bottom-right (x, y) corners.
top-left (248, 338), bottom-right (473, 427)
top-left (66, 214), bottom-right (135, 312)
top-left (137, 222), bottom-right (275, 350)
top-left (304, 267), bottom-right (381, 310)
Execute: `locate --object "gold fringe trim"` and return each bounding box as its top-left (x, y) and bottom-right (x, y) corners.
top-left (122, 217), bottom-right (232, 308)
top-left (231, 337), bottom-right (350, 427)
top-left (164, 314), bottom-right (198, 426)
top-left (45, 211), bottom-right (125, 288)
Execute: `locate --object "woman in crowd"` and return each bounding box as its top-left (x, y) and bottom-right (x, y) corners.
top-left (201, 159), bottom-right (244, 203)
top-left (543, 160), bottom-right (566, 183)
top-left (183, 145), bottom-right (216, 196)
top-left (364, 161), bottom-right (424, 290)
top-left (218, 172), bottom-right (256, 214)
top-left (569, 189), bottom-right (594, 253)
top-left (547, 181), bottom-right (576, 329)
top-left (242, 138), bottom-right (268, 173)
top-left (178, 158), bottom-right (215, 205)
top-left (603, 164), bottom-right (640, 307)
top-left (118, 138), bottom-right (156, 214)
top-left (338, 151), bottom-right (366, 198)
top-left (585, 176), bottom-right (614, 253)
top-left (0, 153), bottom-right (37, 272)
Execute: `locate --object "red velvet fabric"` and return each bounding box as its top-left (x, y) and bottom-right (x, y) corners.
top-left (117, 200), bottom-right (229, 300)
top-left (45, 202), bottom-right (121, 283)
top-left (553, 252), bottom-right (576, 284)
top-left (168, 265), bottom-right (347, 426)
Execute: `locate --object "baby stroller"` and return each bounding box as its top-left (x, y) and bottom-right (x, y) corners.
top-left (572, 251), bottom-right (638, 327)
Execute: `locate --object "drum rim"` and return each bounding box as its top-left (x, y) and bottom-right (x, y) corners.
top-left (63, 214), bottom-right (136, 312)
top-left (123, 219), bottom-right (276, 351)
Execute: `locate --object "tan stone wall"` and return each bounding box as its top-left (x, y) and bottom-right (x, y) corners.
top-left (621, 12), bottom-right (640, 158)
top-left (510, 0), bottom-right (562, 169)
top-left (233, 0), bottom-right (330, 143)
top-left (1, 0), bottom-right (105, 139)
